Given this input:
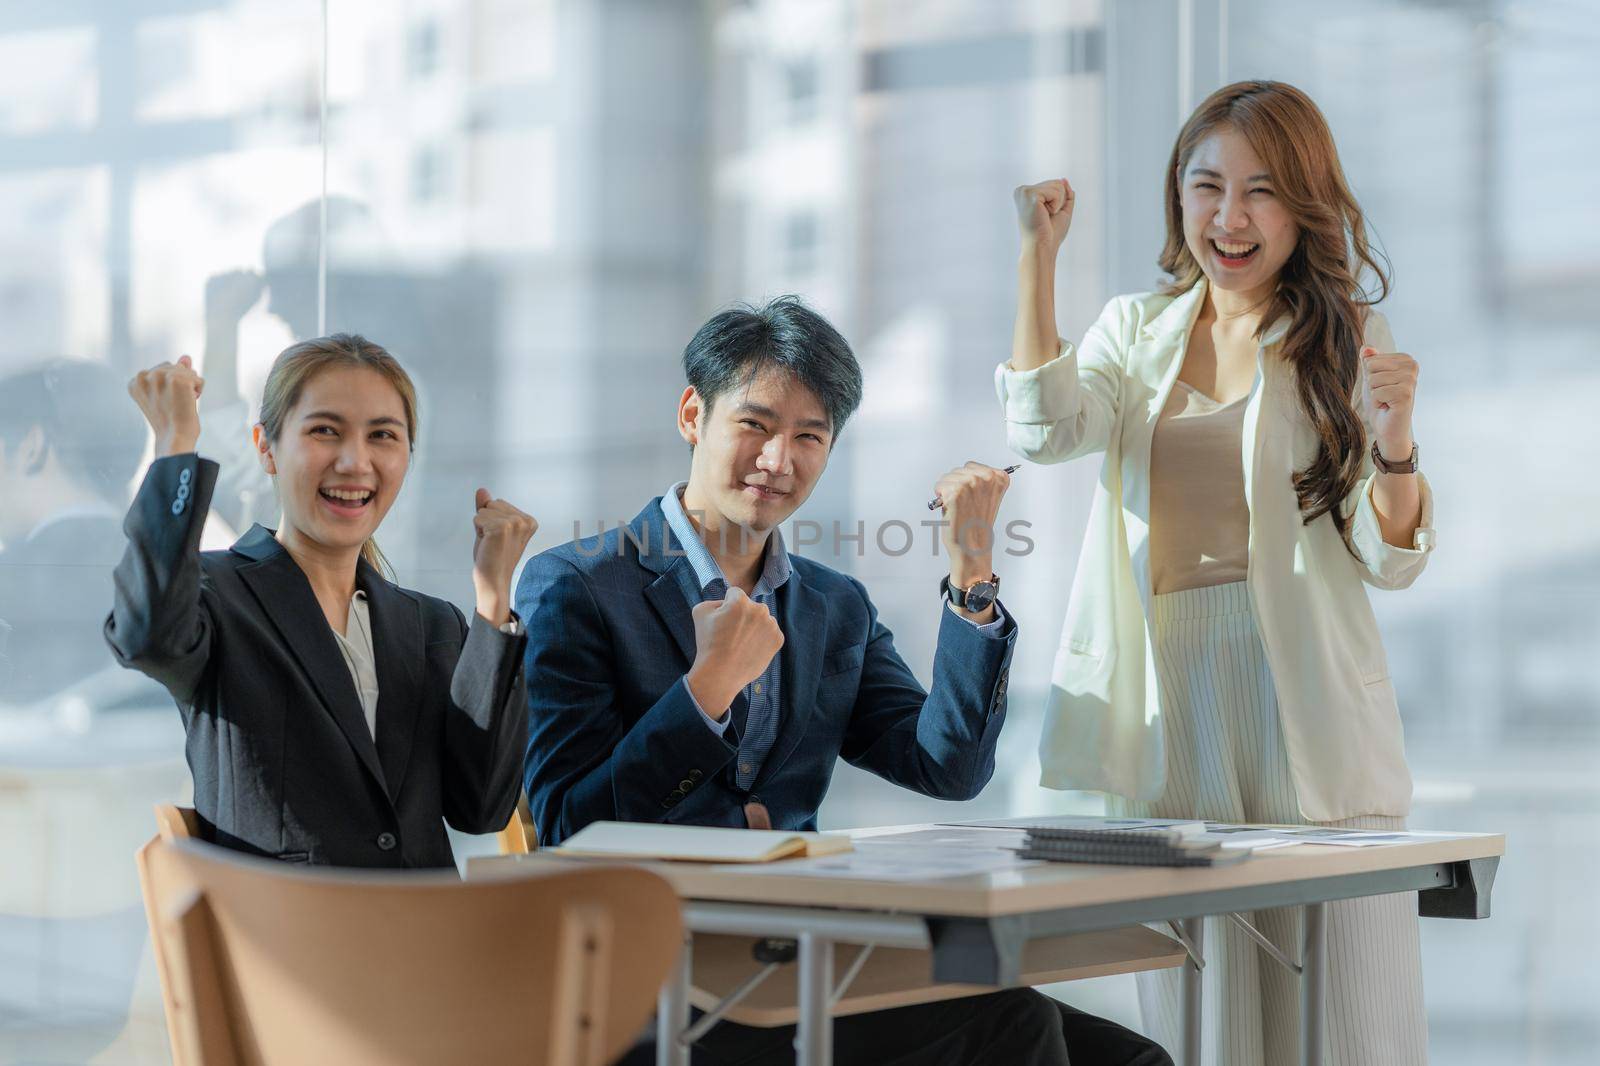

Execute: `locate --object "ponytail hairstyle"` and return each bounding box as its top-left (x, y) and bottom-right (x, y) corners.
top-left (1159, 80), bottom-right (1390, 556)
top-left (256, 333), bottom-right (418, 577)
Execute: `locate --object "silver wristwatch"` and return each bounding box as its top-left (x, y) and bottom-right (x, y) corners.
top-left (941, 573), bottom-right (1000, 613)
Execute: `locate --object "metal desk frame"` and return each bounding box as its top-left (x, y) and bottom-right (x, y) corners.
top-left (655, 855), bottom-right (1499, 1066)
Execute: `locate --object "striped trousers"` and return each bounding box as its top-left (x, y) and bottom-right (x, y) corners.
top-left (1111, 581), bottom-right (1428, 1066)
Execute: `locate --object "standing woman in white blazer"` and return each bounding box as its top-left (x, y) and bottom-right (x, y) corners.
top-left (997, 81), bottom-right (1435, 1065)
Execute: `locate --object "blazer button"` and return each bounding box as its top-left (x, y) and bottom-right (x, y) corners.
top-left (679, 778), bottom-right (694, 792)
top-left (663, 796), bottom-right (679, 809)
top-left (376, 832), bottom-right (397, 851)
top-left (688, 769), bottom-right (703, 782)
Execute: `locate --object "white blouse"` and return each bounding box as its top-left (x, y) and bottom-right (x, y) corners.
top-left (329, 592), bottom-right (380, 739)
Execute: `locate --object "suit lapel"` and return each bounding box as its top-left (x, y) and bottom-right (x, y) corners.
top-left (232, 526), bottom-right (388, 794)
top-left (635, 501), bottom-right (700, 669)
top-left (643, 568), bottom-right (700, 667)
top-left (753, 566), bottom-right (824, 790)
top-left (359, 561), bottom-right (423, 802)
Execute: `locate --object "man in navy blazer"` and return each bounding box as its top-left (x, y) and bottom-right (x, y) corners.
top-left (517, 297), bottom-right (1172, 1065)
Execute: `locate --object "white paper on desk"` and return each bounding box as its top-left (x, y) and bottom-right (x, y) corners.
top-left (1270, 828), bottom-right (1414, 847)
top-left (952, 815), bottom-right (1206, 834)
top-left (554, 821), bottom-right (848, 862)
top-left (730, 838), bottom-right (1041, 882)
top-left (1197, 824), bottom-right (1426, 848)
top-left (1186, 826), bottom-right (1301, 851)
top-left (862, 827), bottom-right (1030, 850)
top-left (1199, 835), bottom-right (1299, 852)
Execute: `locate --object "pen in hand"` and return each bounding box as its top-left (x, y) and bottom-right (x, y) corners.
top-left (927, 465), bottom-right (1021, 510)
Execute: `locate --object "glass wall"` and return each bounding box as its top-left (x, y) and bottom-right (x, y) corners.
top-left (1, 2), bottom-right (1593, 1062)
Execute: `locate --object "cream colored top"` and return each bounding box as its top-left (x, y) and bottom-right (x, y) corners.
top-left (1149, 379), bottom-right (1253, 595)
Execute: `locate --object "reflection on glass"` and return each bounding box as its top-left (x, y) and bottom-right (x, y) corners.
top-left (1, 3), bottom-right (322, 1060)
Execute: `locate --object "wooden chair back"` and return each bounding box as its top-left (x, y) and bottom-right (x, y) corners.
top-left (143, 805), bottom-right (201, 1064)
top-left (496, 792), bottom-right (538, 854)
top-left (136, 834), bottom-right (678, 1065)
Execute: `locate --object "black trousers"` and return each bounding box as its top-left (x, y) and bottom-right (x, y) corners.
top-left (619, 988), bottom-right (1174, 1066)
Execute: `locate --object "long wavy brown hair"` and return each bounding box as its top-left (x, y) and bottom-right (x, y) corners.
top-left (1159, 80), bottom-right (1389, 554)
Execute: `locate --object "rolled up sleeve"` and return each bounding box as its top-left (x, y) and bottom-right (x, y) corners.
top-left (994, 296), bottom-right (1128, 465)
top-left (1349, 470), bottom-right (1436, 590)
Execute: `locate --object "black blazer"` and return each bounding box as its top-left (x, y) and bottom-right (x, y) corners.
top-left (105, 454), bottom-right (527, 869)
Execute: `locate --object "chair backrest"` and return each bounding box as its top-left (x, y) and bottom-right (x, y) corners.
top-left (136, 835), bottom-right (679, 1066)
top-left (496, 792), bottom-right (538, 854)
top-left (143, 805), bottom-right (202, 1065)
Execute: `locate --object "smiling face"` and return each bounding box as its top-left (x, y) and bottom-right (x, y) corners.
top-left (678, 364), bottom-right (833, 536)
top-left (255, 365), bottom-right (411, 555)
top-left (1180, 127), bottom-right (1300, 297)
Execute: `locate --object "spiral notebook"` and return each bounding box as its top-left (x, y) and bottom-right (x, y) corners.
top-left (1019, 825), bottom-right (1251, 868)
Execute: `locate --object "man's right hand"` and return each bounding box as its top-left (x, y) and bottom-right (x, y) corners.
top-left (129, 356), bottom-right (205, 457)
top-left (1013, 178), bottom-right (1075, 257)
top-left (685, 587), bottom-right (785, 721)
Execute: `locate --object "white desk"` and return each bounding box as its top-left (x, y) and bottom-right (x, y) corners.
top-left (471, 820), bottom-right (1503, 1066)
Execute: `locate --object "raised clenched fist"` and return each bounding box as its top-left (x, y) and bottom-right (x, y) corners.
top-left (470, 487), bottom-right (538, 626)
top-left (1013, 178), bottom-right (1076, 256)
top-left (129, 356), bottom-right (205, 457)
top-left (1359, 347), bottom-right (1419, 462)
top-left (932, 461), bottom-right (1013, 590)
top-left (684, 586), bottom-right (785, 721)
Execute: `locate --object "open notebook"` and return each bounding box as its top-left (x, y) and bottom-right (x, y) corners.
top-left (554, 821), bottom-right (853, 863)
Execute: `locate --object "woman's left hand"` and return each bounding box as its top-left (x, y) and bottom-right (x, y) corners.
top-left (1360, 346), bottom-right (1419, 461)
top-left (470, 488), bottom-right (538, 626)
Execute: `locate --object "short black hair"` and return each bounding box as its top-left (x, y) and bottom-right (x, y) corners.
top-left (0, 360), bottom-right (147, 503)
top-left (682, 295), bottom-right (863, 440)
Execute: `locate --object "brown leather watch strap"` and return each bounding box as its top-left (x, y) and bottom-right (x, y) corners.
top-left (1372, 440), bottom-right (1419, 474)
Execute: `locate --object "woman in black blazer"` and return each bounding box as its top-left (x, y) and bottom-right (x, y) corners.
top-left (106, 335), bottom-right (536, 869)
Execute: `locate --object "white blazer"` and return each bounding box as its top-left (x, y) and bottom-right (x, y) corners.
top-left (995, 280), bottom-right (1435, 822)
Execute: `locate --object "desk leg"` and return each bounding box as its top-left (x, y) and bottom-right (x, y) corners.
top-left (658, 931), bottom-right (691, 1066)
top-left (1300, 902), bottom-right (1326, 1066)
top-left (794, 931), bottom-right (834, 1066)
top-left (1180, 916), bottom-right (1204, 1066)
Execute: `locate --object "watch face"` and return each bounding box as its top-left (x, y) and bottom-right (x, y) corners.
top-left (964, 581), bottom-right (998, 612)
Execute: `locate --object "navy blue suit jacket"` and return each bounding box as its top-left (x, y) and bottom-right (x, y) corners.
top-left (517, 498), bottom-right (1017, 846)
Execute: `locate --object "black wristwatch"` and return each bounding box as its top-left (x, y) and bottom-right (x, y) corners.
top-left (1371, 440), bottom-right (1419, 474)
top-left (941, 573), bottom-right (1000, 613)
